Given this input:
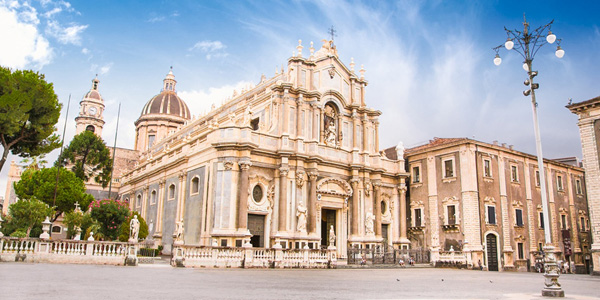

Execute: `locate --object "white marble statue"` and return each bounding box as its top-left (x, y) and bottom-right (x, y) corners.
top-left (296, 200), bottom-right (307, 232)
top-left (174, 219), bottom-right (184, 242)
top-left (395, 141), bottom-right (405, 159)
top-left (129, 215), bottom-right (140, 241)
top-left (328, 225), bottom-right (336, 246)
top-left (325, 120), bottom-right (336, 146)
top-left (365, 212), bottom-right (375, 235)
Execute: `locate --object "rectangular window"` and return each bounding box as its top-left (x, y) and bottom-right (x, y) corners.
top-left (444, 159), bottom-right (454, 178)
top-left (250, 118), bottom-right (260, 131)
top-left (535, 170), bottom-right (540, 187)
top-left (576, 179), bottom-right (582, 195)
top-left (511, 165), bottom-right (518, 182)
top-left (580, 217), bottom-right (586, 231)
top-left (561, 214), bottom-right (567, 230)
top-left (447, 205), bottom-right (456, 225)
top-left (487, 206), bottom-right (496, 225)
top-left (515, 209), bottom-right (524, 226)
top-left (148, 134), bottom-right (156, 149)
top-left (539, 212), bottom-right (544, 229)
top-left (414, 208), bottom-right (422, 227)
top-left (412, 166), bottom-right (421, 183)
top-left (557, 175), bottom-right (563, 191)
top-left (484, 159), bottom-right (492, 177)
top-left (517, 242), bottom-right (524, 259)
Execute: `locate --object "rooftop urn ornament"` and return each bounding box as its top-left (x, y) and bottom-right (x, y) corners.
top-left (88, 232), bottom-right (95, 241)
top-left (493, 14), bottom-right (565, 298)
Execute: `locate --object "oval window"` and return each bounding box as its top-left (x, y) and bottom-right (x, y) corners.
top-left (252, 185), bottom-right (263, 202)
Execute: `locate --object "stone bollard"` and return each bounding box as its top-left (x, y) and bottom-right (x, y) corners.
top-left (172, 245), bottom-right (185, 267)
top-left (125, 243), bottom-right (138, 266)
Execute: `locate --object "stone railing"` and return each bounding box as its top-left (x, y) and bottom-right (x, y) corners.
top-left (0, 237), bottom-right (133, 266)
top-left (172, 245), bottom-right (336, 269)
top-left (432, 250), bottom-right (470, 268)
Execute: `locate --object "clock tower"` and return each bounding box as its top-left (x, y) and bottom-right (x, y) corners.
top-left (75, 76), bottom-right (105, 137)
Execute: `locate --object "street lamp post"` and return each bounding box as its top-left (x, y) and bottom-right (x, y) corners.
top-left (493, 15), bottom-right (565, 298)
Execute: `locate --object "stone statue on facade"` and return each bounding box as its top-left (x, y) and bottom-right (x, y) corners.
top-left (296, 200), bottom-right (307, 233)
top-left (365, 212), bottom-right (375, 235)
top-left (129, 215), bottom-right (140, 242)
top-left (395, 141), bottom-right (405, 159)
top-left (174, 218), bottom-right (184, 245)
top-left (328, 225), bottom-right (336, 247)
top-left (325, 120), bottom-right (336, 147)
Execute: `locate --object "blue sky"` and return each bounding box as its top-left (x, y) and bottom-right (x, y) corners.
top-left (1, 0), bottom-right (600, 194)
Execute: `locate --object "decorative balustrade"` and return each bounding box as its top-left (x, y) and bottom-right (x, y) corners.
top-left (174, 245), bottom-right (336, 269)
top-left (0, 237), bottom-right (130, 266)
top-left (435, 250), bottom-right (469, 267)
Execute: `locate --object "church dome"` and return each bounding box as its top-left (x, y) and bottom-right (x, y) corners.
top-left (84, 89), bottom-right (102, 100)
top-left (140, 68), bottom-right (191, 120)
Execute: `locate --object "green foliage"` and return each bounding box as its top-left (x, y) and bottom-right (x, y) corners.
top-left (57, 131), bottom-right (113, 188)
top-left (0, 66), bottom-right (62, 173)
top-left (6, 198), bottom-right (54, 237)
top-left (10, 229), bottom-right (27, 238)
top-left (118, 211), bottom-right (149, 242)
top-left (63, 211), bottom-right (95, 239)
top-left (13, 167), bottom-right (94, 221)
top-left (89, 199), bottom-right (130, 241)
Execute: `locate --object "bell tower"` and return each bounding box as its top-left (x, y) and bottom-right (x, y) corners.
top-left (75, 76), bottom-right (106, 137)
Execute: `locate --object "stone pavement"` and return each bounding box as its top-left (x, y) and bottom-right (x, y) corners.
top-left (1, 262), bottom-right (598, 300)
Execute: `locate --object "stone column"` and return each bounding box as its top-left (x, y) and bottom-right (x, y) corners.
top-left (282, 90), bottom-right (289, 134)
top-left (308, 171), bottom-right (318, 234)
top-left (279, 166), bottom-right (289, 232)
top-left (176, 172), bottom-right (186, 222)
top-left (352, 110), bottom-right (359, 150)
top-left (362, 119), bottom-right (369, 153)
top-left (399, 185), bottom-right (408, 242)
top-left (156, 180), bottom-right (165, 233)
top-left (238, 161), bottom-right (252, 230)
top-left (374, 121), bottom-right (379, 153)
top-left (374, 183), bottom-right (382, 237)
top-left (311, 104), bottom-right (319, 142)
top-left (351, 179), bottom-right (359, 236)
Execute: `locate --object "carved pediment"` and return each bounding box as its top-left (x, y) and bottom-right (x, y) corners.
top-left (316, 177), bottom-right (352, 197)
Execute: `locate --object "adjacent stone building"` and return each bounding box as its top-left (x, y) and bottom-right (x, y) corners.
top-left (118, 40), bottom-right (410, 256)
top-left (567, 96), bottom-right (600, 275)
top-left (401, 138), bottom-right (590, 272)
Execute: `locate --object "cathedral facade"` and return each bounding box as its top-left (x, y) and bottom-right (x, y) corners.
top-left (116, 40), bottom-right (410, 256)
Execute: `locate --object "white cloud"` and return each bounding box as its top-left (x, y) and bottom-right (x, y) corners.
top-left (147, 16), bottom-right (164, 23)
top-left (90, 62), bottom-right (113, 75)
top-left (179, 81), bottom-right (254, 117)
top-left (189, 40), bottom-right (228, 60)
top-left (81, 47), bottom-right (89, 54)
top-left (46, 20), bottom-right (88, 45)
top-left (0, 3), bottom-right (52, 69)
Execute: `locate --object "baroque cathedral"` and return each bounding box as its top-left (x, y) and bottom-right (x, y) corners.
top-left (7, 38), bottom-right (589, 272)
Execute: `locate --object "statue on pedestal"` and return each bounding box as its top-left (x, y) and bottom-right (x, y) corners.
top-left (328, 225), bottom-right (336, 247)
top-left (174, 219), bottom-right (184, 245)
top-left (365, 212), bottom-right (375, 235)
top-left (129, 215), bottom-right (140, 242)
top-left (296, 200), bottom-right (307, 233)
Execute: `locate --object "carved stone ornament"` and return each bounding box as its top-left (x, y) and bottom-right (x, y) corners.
top-left (328, 66), bottom-right (335, 79)
top-left (364, 181), bottom-right (372, 197)
top-left (224, 161), bottom-right (234, 170)
top-left (296, 171), bottom-right (305, 188)
top-left (239, 161), bottom-right (252, 171)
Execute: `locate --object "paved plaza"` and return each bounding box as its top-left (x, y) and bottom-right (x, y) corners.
top-left (1, 263), bottom-right (599, 300)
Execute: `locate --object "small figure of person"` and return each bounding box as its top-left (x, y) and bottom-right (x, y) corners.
top-left (409, 257), bottom-right (415, 266)
top-left (361, 257), bottom-right (366, 266)
top-left (398, 258), bottom-right (405, 267)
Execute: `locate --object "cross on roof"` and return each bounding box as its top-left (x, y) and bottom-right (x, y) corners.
top-left (328, 25), bottom-right (337, 41)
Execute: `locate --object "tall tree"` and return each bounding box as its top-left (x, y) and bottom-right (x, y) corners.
top-left (57, 130), bottom-right (113, 188)
top-left (0, 66), bottom-right (62, 173)
top-left (5, 198), bottom-right (54, 237)
top-left (13, 167), bottom-right (94, 222)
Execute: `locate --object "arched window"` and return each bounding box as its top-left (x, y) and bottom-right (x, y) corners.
top-left (86, 125), bottom-right (95, 133)
top-left (136, 194), bottom-right (142, 207)
top-left (150, 190), bottom-right (157, 204)
top-left (168, 184), bottom-right (176, 200)
top-left (191, 177), bottom-right (199, 194)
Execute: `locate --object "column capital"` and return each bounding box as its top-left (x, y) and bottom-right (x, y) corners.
top-left (307, 170), bottom-right (319, 180)
top-left (224, 161), bottom-right (235, 170)
top-left (178, 171), bottom-right (185, 180)
top-left (239, 161), bottom-right (252, 171)
top-left (397, 185), bottom-right (407, 194)
top-left (279, 166), bottom-right (289, 177)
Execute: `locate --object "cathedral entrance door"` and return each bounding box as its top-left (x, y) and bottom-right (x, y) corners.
top-left (248, 214), bottom-right (265, 248)
top-left (486, 233), bottom-right (499, 271)
top-left (321, 209), bottom-right (336, 248)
